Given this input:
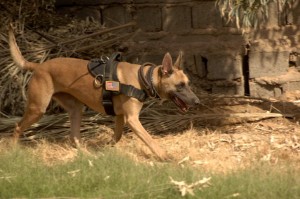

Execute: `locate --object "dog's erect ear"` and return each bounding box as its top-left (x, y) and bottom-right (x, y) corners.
top-left (174, 51), bottom-right (183, 70)
top-left (161, 52), bottom-right (173, 76)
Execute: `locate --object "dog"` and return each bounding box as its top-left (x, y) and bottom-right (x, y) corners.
top-left (8, 26), bottom-right (200, 161)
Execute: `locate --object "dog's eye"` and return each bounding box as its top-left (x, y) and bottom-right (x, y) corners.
top-left (176, 82), bottom-right (185, 90)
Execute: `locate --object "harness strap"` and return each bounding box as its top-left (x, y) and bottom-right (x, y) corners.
top-left (102, 93), bottom-right (114, 115)
top-left (102, 53), bottom-right (121, 115)
top-left (106, 53), bottom-right (121, 81)
top-left (120, 84), bottom-right (147, 101)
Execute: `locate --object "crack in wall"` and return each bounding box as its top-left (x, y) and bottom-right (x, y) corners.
top-left (243, 44), bottom-right (250, 96)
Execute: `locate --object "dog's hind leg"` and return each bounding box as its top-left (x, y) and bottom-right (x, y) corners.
top-left (52, 93), bottom-right (84, 145)
top-left (14, 106), bottom-right (47, 141)
top-left (13, 77), bottom-right (53, 142)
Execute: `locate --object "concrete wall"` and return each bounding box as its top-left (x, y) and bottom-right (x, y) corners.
top-left (55, 0), bottom-right (300, 99)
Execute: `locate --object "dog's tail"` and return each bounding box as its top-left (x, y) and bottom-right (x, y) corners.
top-left (8, 25), bottom-right (38, 71)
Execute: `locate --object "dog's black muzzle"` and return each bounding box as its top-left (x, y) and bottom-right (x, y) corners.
top-left (169, 89), bottom-right (200, 112)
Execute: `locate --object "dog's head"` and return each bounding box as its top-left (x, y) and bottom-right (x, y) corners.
top-left (158, 52), bottom-right (200, 112)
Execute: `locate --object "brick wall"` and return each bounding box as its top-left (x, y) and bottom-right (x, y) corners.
top-left (55, 0), bottom-right (300, 99)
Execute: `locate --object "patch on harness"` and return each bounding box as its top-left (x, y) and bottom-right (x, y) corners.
top-left (105, 81), bottom-right (120, 91)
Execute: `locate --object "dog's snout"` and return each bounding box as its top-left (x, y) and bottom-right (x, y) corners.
top-left (194, 97), bottom-right (200, 106)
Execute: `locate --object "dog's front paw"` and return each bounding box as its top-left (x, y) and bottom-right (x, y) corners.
top-left (155, 150), bottom-right (172, 162)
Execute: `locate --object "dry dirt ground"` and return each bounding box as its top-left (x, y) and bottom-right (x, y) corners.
top-left (115, 118), bottom-right (300, 173)
top-left (1, 97), bottom-right (300, 173)
top-left (110, 97), bottom-right (300, 173)
top-left (111, 97), bottom-right (300, 173)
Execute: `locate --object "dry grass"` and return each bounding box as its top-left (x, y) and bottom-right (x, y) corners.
top-left (115, 117), bottom-right (300, 173)
top-left (29, 140), bottom-right (79, 166)
top-left (1, 113), bottom-right (299, 174)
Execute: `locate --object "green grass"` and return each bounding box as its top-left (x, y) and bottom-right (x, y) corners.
top-left (0, 145), bottom-right (299, 199)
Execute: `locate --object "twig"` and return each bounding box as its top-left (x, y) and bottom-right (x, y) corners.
top-left (58, 22), bottom-right (136, 46)
top-left (73, 33), bottom-right (133, 52)
top-left (2, 22), bottom-right (136, 55)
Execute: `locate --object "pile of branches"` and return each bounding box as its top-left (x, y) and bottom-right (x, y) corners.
top-left (0, 1), bottom-right (136, 116)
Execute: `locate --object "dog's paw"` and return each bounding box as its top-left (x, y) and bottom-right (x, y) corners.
top-left (156, 151), bottom-right (173, 162)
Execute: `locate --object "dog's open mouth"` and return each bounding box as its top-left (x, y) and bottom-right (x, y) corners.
top-left (170, 93), bottom-right (189, 112)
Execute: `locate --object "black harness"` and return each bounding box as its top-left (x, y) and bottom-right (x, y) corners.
top-left (88, 53), bottom-right (159, 116)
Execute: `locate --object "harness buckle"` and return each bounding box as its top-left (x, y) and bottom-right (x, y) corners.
top-left (94, 74), bottom-right (103, 88)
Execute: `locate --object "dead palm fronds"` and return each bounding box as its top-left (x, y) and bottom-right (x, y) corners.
top-left (0, 0), bottom-right (137, 116)
top-left (216, 0), bottom-right (296, 29)
top-left (0, 18), bottom-right (136, 116)
top-left (0, 98), bottom-right (292, 142)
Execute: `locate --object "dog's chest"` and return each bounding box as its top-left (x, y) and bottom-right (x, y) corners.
top-left (87, 53), bottom-right (147, 115)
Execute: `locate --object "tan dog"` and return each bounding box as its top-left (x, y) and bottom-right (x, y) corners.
top-left (8, 27), bottom-right (200, 160)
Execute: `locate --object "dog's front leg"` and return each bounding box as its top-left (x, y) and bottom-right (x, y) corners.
top-left (113, 115), bottom-right (125, 143)
top-left (125, 115), bottom-right (169, 161)
top-left (69, 108), bottom-right (82, 146)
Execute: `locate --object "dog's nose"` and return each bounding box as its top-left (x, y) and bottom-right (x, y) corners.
top-left (194, 97), bottom-right (200, 106)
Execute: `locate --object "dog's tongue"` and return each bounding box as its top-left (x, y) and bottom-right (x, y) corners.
top-left (173, 95), bottom-right (188, 112)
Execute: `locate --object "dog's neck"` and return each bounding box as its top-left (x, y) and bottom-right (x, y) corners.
top-left (150, 66), bottom-right (162, 99)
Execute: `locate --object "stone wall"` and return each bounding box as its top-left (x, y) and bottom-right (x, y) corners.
top-left (247, 0), bottom-right (300, 99)
top-left (55, 0), bottom-right (300, 99)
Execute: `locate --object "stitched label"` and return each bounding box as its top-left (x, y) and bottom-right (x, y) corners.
top-left (105, 81), bottom-right (120, 91)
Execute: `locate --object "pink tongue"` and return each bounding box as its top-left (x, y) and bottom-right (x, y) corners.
top-left (174, 96), bottom-right (188, 112)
